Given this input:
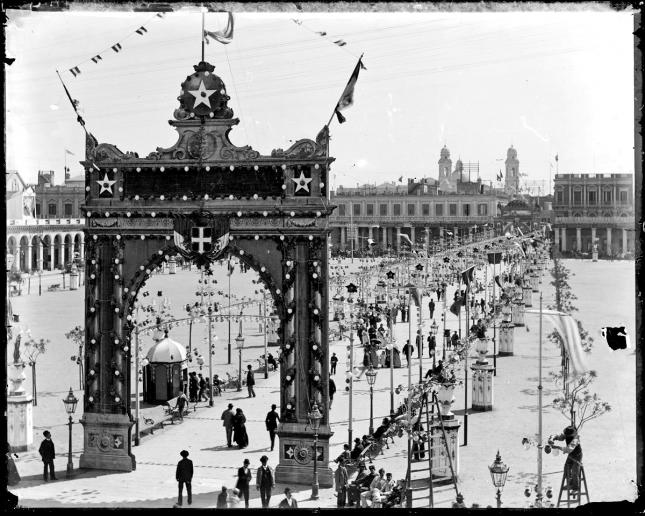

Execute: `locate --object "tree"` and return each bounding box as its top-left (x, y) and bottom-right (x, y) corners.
top-left (550, 370), bottom-right (611, 431)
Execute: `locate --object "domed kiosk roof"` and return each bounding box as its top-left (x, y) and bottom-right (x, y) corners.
top-left (146, 335), bottom-right (186, 363)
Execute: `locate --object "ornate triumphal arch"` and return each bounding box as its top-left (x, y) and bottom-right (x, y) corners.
top-left (78, 60), bottom-right (334, 486)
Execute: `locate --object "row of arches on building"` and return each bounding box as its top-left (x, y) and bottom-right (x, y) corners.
top-left (6, 232), bottom-right (85, 273)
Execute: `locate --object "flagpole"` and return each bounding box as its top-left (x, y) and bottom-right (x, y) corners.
top-left (201, 11), bottom-right (205, 62)
top-left (536, 291), bottom-right (544, 507)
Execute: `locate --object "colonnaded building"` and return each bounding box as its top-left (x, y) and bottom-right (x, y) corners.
top-left (6, 170), bottom-right (86, 272)
top-left (552, 173), bottom-right (634, 257)
top-left (329, 145), bottom-right (521, 251)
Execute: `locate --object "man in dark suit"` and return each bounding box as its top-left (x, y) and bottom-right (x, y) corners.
top-left (256, 455), bottom-right (275, 508)
top-left (236, 458), bottom-right (252, 508)
top-left (246, 365), bottom-right (256, 398)
top-left (175, 450), bottom-right (193, 506)
top-left (221, 403), bottom-right (235, 447)
top-left (329, 377), bottom-right (336, 409)
top-left (278, 487), bottom-right (298, 508)
top-left (265, 404), bottom-right (280, 451)
top-left (38, 430), bottom-right (56, 481)
top-left (428, 299), bottom-right (435, 319)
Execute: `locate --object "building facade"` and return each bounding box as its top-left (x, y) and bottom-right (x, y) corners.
top-left (34, 170), bottom-right (85, 219)
top-left (552, 173), bottom-right (634, 257)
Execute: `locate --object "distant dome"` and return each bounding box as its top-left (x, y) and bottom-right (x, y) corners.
top-left (146, 335), bottom-right (186, 363)
top-left (440, 146), bottom-right (450, 159)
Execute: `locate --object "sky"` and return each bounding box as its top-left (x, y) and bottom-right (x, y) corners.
top-left (5, 6), bottom-right (636, 191)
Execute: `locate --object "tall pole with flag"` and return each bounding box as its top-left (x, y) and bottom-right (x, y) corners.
top-left (327, 54), bottom-right (366, 127)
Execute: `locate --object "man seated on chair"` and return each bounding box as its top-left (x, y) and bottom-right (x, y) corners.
top-left (372, 418), bottom-right (391, 442)
top-left (382, 479), bottom-right (405, 508)
top-left (360, 468), bottom-right (387, 507)
top-left (267, 353), bottom-right (278, 371)
top-left (350, 438), bottom-right (364, 461)
top-left (334, 444), bottom-right (351, 464)
top-left (347, 464), bottom-right (376, 507)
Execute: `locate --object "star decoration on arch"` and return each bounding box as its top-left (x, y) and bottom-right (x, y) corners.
top-left (188, 80), bottom-right (216, 109)
top-left (96, 173), bottom-right (116, 196)
top-left (291, 171), bottom-right (312, 193)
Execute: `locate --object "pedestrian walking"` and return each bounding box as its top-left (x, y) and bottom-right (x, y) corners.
top-left (233, 408), bottom-right (249, 449)
top-left (335, 457), bottom-right (349, 507)
top-left (204, 377), bottom-right (211, 401)
top-left (402, 340), bottom-right (414, 366)
top-left (246, 365), bottom-right (256, 398)
top-left (428, 299), bottom-right (435, 320)
top-left (479, 298), bottom-right (485, 312)
top-left (175, 390), bottom-right (189, 420)
top-left (451, 331), bottom-right (459, 350)
top-left (330, 352), bottom-right (338, 375)
top-left (416, 330), bottom-right (422, 358)
top-left (175, 450), bottom-right (193, 507)
top-left (401, 303), bottom-right (407, 322)
top-left (221, 403), bottom-right (235, 447)
top-left (278, 487), bottom-right (298, 508)
top-left (217, 486), bottom-right (228, 508)
top-left (265, 404), bottom-right (280, 451)
top-left (235, 458), bottom-right (252, 508)
top-left (427, 334), bottom-right (436, 359)
top-left (198, 373), bottom-right (206, 401)
top-left (38, 430), bottom-right (56, 481)
top-left (329, 376), bottom-right (336, 409)
top-left (189, 372), bottom-right (198, 402)
top-left (256, 455), bottom-right (275, 508)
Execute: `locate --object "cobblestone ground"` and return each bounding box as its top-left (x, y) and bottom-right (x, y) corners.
top-left (7, 258), bottom-right (636, 508)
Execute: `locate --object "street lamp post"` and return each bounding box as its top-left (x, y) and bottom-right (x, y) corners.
top-left (488, 450), bottom-right (510, 508)
top-left (308, 403), bottom-right (322, 500)
top-left (208, 306), bottom-right (214, 407)
top-left (62, 387), bottom-right (78, 478)
top-left (235, 319), bottom-right (244, 392)
top-left (365, 366), bottom-right (377, 435)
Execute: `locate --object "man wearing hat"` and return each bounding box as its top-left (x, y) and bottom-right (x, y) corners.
top-left (221, 403), bottom-right (235, 447)
top-left (550, 425), bottom-right (583, 494)
top-left (256, 455), bottom-right (275, 508)
top-left (38, 430), bottom-right (56, 481)
top-left (264, 404), bottom-right (280, 451)
top-left (175, 450), bottom-right (193, 506)
top-left (236, 458), bottom-right (252, 508)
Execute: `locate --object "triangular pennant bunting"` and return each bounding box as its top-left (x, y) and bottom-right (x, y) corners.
top-left (111, 43), bottom-right (122, 53)
top-left (91, 55), bottom-right (102, 63)
top-left (69, 66), bottom-right (81, 77)
top-left (135, 26), bottom-right (148, 35)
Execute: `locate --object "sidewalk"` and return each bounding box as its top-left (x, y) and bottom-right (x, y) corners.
top-left (8, 259), bottom-right (636, 508)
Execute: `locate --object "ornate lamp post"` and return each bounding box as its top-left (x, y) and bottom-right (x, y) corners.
top-left (62, 387), bottom-right (78, 478)
top-left (235, 319), bottom-right (245, 392)
top-left (365, 366), bottom-right (378, 435)
top-left (308, 403), bottom-right (323, 500)
top-left (345, 282), bottom-right (359, 446)
top-left (488, 450), bottom-right (510, 508)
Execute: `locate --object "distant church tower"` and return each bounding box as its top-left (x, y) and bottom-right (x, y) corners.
top-left (438, 146), bottom-right (455, 192)
top-left (505, 145), bottom-right (519, 195)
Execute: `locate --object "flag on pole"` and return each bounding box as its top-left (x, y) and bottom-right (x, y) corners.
top-left (527, 309), bottom-right (589, 380)
top-left (399, 233), bottom-right (413, 246)
top-left (461, 265), bottom-right (475, 288)
top-left (333, 55), bottom-right (366, 124)
top-left (65, 149), bottom-right (75, 155)
top-left (204, 12), bottom-right (234, 45)
top-left (555, 154), bottom-right (559, 162)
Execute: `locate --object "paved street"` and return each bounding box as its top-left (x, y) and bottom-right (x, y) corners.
top-left (7, 258), bottom-right (636, 508)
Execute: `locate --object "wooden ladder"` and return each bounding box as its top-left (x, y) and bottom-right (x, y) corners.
top-left (406, 391), bottom-right (460, 508)
top-left (556, 462), bottom-right (590, 508)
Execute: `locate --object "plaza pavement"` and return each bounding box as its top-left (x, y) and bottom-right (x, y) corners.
top-left (7, 258), bottom-right (637, 508)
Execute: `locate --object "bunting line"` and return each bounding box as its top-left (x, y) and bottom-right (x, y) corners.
top-left (290, 18), bottom-right (360, 58)
top-left (65, 13), bottom-right (165, 79)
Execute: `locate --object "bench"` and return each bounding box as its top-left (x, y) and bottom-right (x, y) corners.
top-left (48, 284), bottom-right (61, 292)
top-left (256, 358), bottom-right (276, 372)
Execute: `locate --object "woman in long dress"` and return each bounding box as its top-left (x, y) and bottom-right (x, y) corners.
top-left (233, 408), bottom-right (249, 449)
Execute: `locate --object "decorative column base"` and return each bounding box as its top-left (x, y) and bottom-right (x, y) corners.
top-left (530, 275), bottom-right (539, 293)
top-left (79, 413), bottom-right (136, 471)
top-left (470, 362), bottom-right (494, 411)
top-left (168, 256), bottom-right (177, 274)
top-left (522, 287), bottom-right (533, 308)
top-left (7, 394), bottom-right (34, 452)
top-left (592, 251), bottom-right (598, 262)
top-left (70, 271), bottom-right (79, 290)
top-left (498, 322), bottom-right (515, 356)
top-left (429, 417), bottom-right (460, 480)
top-left (275, 423), bottom-right (334, 488)
top-left (512, 302), bottom-right (525, 327)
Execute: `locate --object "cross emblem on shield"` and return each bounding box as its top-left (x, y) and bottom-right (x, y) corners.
top-left (191, 226), bottom-right (212, 254)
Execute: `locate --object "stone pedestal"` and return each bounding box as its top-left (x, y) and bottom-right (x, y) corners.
top-left (79, 413), bottom-right (136, 471)
top-left (436, 384), bottom-right (456, 419)
top-left (522, 286), bottom-right (533, 307)
top-left (70, 270), bottom-right (79, 290)
top-left (8, 394), bottom-right (34, 452)
top-left (512, 301), bottom-right (525, 326)
top-left (429, 417), bottom-right (460, 479)
top-left (501, 303), bottom-right (512, 324)
top-left (498, 322), bottom-right (514, 356)
top-left (471, 362), bottom-right (494, 411)
top-left (530, 274), bottom-right (539, 292)
top-left (168, 256), bottom-right (177, 274)
top-left (275, 422), bottom-right (333, 487)
top-left (592, 250), bottom-right (598, 262)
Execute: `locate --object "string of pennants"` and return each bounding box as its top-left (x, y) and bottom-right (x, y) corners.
top-left (291, 18), bottom-right (355, 54)
top-left (68, 13), bottom-right (166, 78)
